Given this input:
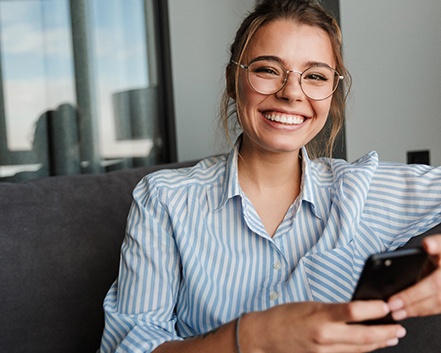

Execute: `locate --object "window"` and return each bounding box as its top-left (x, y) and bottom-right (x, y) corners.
top-left (0, 0), bottom-right (176, 182)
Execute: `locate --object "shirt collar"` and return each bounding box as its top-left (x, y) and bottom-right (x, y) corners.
top-left (213, 137), bottom-right (380, 221)
top-left (217, 138), bottom-right (320, 216)
top-left (297, 147), bottom-right (323, 219)
top-left (210, 138), bottom-right (241, 211)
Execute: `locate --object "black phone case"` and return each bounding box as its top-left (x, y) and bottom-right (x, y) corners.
top-left (351, 247), bottom-right (429, 324)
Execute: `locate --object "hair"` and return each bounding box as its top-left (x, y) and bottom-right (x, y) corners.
top-left (220, 0), bottom-right (351, 158)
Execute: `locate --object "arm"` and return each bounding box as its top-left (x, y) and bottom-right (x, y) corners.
top-left (364, 163), bottom-right (441, 250)
top-left (154, 302), bottom-right (405, 353)
top-left (100, 177), bottom-right (182, 353)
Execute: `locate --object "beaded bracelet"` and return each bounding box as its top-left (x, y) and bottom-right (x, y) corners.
top-left (235, 314), bottom-right (245, 353)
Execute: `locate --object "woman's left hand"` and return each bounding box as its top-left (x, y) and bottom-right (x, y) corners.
top-left (388, 234), bottom-right (441, 320)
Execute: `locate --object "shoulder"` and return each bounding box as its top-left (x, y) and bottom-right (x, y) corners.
top-left (135, 154), bottom-right (229, 196)
top-left (310, 151), bottom-right (440, 186)
top-left (375, 160), bottom-right (439, 179)
top-left (309, 151), bottom-right (379, 186)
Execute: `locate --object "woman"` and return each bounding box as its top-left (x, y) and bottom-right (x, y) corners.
top-left (100, 0), bottom-right (441, 352)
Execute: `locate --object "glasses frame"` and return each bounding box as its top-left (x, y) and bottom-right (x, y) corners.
top-left (231, 59), bottom-right (344, 101)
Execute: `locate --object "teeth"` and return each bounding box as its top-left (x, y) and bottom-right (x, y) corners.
top-left (264, 113), bottom-right (305, 125)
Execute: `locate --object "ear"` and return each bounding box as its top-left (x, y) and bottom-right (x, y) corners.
top-left (226, 66), bottom-right (236, 100)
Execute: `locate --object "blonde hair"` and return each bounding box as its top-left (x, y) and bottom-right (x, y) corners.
top-left (220, 0), bottom-right (351, 158)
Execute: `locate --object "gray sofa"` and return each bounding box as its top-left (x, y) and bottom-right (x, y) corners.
top-left (0, 161), bottom-right (440, 353)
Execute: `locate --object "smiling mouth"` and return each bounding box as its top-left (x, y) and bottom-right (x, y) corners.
top-left (263, 112), bottom-right (306, 125)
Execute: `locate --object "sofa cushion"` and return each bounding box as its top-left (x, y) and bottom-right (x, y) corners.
top-left (0, 161), bottom-right (196, 353)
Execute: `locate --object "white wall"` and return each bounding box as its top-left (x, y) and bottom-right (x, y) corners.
top-left (340, 0), bottom-right (441, 165)
top-left (168, 0), bottom-right (255, 161)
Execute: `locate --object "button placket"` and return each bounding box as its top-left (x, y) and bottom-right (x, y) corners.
top-left (269, 260), bottom-right (283, 303)
top-left (269, 291), bottom-right (279, 301)
top-left (273, 261), bottom-right (282, 271)
top-left (266, 242), bottom-right (288, 304)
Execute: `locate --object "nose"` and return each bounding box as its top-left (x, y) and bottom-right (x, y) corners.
top-left (276, 70), bottom-right (304, 101)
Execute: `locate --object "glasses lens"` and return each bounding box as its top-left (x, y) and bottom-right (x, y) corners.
top-left (300, 66), bottom-right (340, 100)
top-left (247, 60), bottom-right (286, 95)
top-left (245, 60), bottom-right (341, 100)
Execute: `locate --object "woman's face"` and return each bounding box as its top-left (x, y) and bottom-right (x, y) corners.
top-left (235, 19), bottom-right (336, 156)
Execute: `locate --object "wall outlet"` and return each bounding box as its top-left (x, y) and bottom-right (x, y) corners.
top-left (407, 150), bottom-right (430, 165)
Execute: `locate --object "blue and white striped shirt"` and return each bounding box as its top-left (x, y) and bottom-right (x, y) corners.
top-left (100, 144), bottom-right (441, 353)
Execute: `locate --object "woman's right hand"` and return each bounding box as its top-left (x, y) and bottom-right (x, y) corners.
top-left (240, 301), bottom-right (406, 353)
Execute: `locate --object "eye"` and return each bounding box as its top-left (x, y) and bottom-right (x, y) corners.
top-left (249, 60), bottom-right (284, 78)
top-left (302, 66), bottom-right (336, 87)
top-left (303, 72), bottom-right (328, 81)
top-left (253, 66), bottom-right (279, 75)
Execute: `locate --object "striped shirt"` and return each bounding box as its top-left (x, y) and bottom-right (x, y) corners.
top-left (100, 143), bottom-right (441, 353)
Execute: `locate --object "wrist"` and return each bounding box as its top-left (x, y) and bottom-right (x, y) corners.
top-left (236, 311), bottom-right (268, 353)
top-left (235, 314), bottom-right (245, 353)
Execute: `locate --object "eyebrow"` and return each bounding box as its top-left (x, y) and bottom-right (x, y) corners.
top-left (305, 61), bottom-right (334, 69)
top-left (249, 55), bottom-right (335, 70)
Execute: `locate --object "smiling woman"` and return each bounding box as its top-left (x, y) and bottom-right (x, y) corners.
top-left (0, 0), bottom-right (176, 182)
top-left (98, 1), bottom-right (441, 353)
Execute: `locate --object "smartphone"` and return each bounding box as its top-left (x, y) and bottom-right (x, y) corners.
top-left (351, 247), bottom-right (431, 324)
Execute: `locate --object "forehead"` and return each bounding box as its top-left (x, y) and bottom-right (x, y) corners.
top-left (244, 19), bottom-right (335, 68)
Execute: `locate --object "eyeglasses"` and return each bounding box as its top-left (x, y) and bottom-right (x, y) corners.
top-left (231, 58), bottom-right (344, 101)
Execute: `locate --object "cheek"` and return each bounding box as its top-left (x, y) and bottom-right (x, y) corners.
top-left (237, 76), bottom-right (268, 110)
top-left (237, 69), bottom-right (263, 101)
top-left (314, 100), bottom-right (332, 119)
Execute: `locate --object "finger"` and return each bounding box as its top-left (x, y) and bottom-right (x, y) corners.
top-left (339, 323), bottom-right (406, 344)
top-left (388, 269), bottom-right (441, 319)
top-left (322, 337), bottom-right (401, 353)
top-left (389, 287), bottom-right (441, 320)
top-left (322, 338), bottom-right (402, 353)
top-left (315, 323), bottom-right (406, 352)
top-left (423, 234), bottom-right (441, 255)
top-left (334, 301), bottom-right (390, 323)
top-left (423, 235), bottom-right (441, 266)
top-left (400, 293), bottom-right (441, 319)
top-left (390, 268), bottom-right (441, 305)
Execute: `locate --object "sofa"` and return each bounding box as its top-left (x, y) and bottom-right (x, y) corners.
top-left (0, 161), bottom-right (440, 353)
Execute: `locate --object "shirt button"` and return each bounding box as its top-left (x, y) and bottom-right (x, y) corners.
top-left (269, 292), bottom-right (279, 301)
top-left (273, 261), bottom-right (282, 270)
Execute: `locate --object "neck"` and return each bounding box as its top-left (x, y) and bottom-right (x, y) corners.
top-left (237, 143), bottom-right (302, 192)
top-left (236, 139), bottom-right (303, 237)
